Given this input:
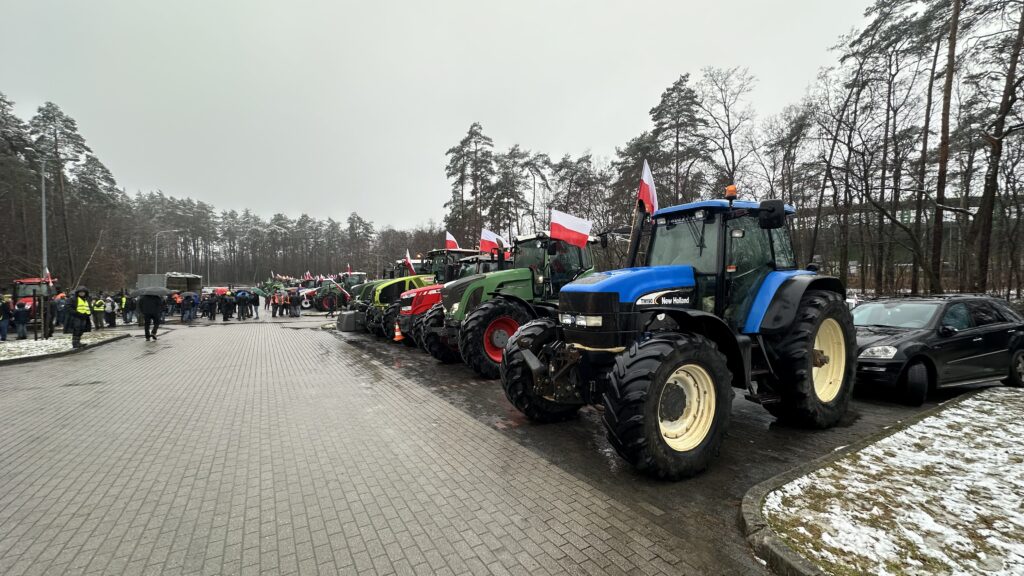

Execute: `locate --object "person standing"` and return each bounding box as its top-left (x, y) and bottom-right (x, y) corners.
top-left (289, 292), bottom-right (301, 317)
top-left (124, 295), bottom-right (136, 324)
top-left (104, 295), bottom-right (118, 327)
top-left (45, 296), bottom-right (60, 338)
top-left (325, 294), bottom-right (337, 318)
top-left (271, 292), bottom-right (280, 318)
top-left (0, 296), bottom-right (12, 342)
top-left (138, 293), bottom-right (163, 341)
top-left (91, 294), bottom-right (106, 330)
top-left (251, 293), bottom-right (260, 319)
top-left (13, 302), bottom-right (29, 340)
top-left (69, 287), bottom-right (92, 348)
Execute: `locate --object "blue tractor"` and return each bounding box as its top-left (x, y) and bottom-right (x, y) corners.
top-left (500, 196), bottom-right (856, 480)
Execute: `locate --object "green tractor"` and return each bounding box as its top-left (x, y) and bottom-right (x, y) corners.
top-left (422, 232), bottom-right (596, 379)
top-left (362, 260), bottom-right (433, 337)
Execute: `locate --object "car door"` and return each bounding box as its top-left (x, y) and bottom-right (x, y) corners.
top-left (932, 302), bottom-right (985, 385)
top-left (967, 300), bottom-right (1013, 377)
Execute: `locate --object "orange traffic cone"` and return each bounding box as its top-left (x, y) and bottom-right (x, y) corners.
top-left (393, 321), bottom-right (404, 342)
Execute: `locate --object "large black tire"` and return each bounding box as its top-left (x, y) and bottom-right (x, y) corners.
top-left (603, 333), bottom-right (733, 480)
top-left (461, 298), bottom-right (533, 380)
top-left (362, 308), bottom-right (375, 334)
top-left (412, 314), bottom-right (428, 352)
top-left (1006, 349), bottom-right (1024, 388)
top-left (381, 302), bottom-right (401, 341)
top-left (423, 304), bottom-right (461, 364)
top-left (764, 289), bottom-right (857, 428)
top-left (899, 361), bottom-right (929, 406)
top-left (500, 318), bottom-right (581, 423)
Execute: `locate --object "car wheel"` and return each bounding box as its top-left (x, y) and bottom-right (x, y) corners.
top-left (1005, 349), bottom-right (1024, 388)
top-left (900, 362), bottom-right (930, 407)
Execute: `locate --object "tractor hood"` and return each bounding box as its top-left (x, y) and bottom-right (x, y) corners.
top-left (561, 265), bottom-right (696, 304)
top-left (402, 283), bottom-right (441, 299)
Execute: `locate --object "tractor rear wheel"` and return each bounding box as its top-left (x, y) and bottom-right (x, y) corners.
top-left (382, 302), bottom-right (401, 341)
top-left (501, 318), bottom-right (581, 423)
top-left (764, 289), bottom-right (856, 428)
top-left (461, 298), bottom-right (532, 380)
top-left (423, 304), bottom-right (460, 364)
top-left (603, 333), bottom-right (733, 480)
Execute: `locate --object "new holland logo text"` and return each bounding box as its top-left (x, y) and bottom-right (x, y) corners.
top-left (636, 290), bottom-right (692, 307)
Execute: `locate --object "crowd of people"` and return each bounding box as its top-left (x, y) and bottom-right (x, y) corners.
top-left (0, 283), bottom-right (326, 350)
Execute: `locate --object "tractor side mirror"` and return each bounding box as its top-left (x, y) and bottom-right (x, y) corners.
top-left (547, 242), bottom-right (559, 256)
top-left (939, 325), bottom-right (958, 337)
top-left (600, 234), bottom-right (609, 249)
top-left (759, 200), bottom-right (786, 229)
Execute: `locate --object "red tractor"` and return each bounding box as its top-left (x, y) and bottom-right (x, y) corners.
top-left (12, 277), bottom-right (60, 319)
top-left (394, 250), bottom-right (497, 348)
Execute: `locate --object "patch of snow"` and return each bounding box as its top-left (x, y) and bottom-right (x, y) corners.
top-left (0, 331), bottom-right (123, 361)
top-left (764, 388), bottom-right (1024, 575)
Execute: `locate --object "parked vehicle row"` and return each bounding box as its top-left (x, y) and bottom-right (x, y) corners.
top-left (339, 192), bottom-right (1023, 481)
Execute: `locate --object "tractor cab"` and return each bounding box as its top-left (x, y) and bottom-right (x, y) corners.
top-left (426, 248), bottom-right (481, 284)
top-left (341, 272), bottom-right (367, 290)
top-left (455, 254), bottom-right (500, 278)
top-left (511, 232), bottom-right (595, 299)
top-left (648, 199), bottom-right (796, 328)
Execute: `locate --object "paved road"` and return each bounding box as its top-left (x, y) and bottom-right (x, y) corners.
top-left (0, 314), bottom-right (950, 575)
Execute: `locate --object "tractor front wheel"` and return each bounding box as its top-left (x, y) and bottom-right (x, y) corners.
top-left (423, 304), bottom-right (460, 364)
top-left (461, 298), bottom-right (532, 380)
top-left (382, 302), bottom-right (402, 341)
top-left (764, 289), bottom-right (857, 428)
top-left (412, 314), bottom-right (427, 352)
top-left (603, 333), bottom-right (733, 480)
top-left (501, 318), bottom-right (581, 423)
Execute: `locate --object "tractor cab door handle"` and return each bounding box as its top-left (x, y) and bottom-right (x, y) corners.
top-left (972, 337), bottom-right (984, 342)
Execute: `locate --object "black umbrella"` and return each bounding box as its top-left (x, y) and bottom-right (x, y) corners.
top-left (182, 291), bottom-right (199, 298)
top-left (132, 287), bottom-right (172, 297)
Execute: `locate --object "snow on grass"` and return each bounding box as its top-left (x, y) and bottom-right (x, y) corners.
top-left (0, 331), bottom-right (123, 361)
top-left (764, 387), bottom-right (1024, 575)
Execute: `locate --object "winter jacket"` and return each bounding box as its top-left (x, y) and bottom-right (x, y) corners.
top-left (71, 292), bottom-right (91, 318)
top-left (0, 301), bottom-right (13, 321)
top-left (13, 304), bottom-right (30, 325)
top-left (137, 294), bottom-right (163, 316)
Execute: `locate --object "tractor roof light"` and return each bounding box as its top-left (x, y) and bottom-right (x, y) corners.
top-left (725, 185), bottom-right (738, 200)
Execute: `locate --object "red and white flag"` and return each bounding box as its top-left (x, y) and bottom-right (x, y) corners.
top-left (445, 231), bottom-right (460, 250)
top-left (403, 250), bottom-right (416, 275)
top-left (479, 228), bottom-right (507, 253)
top-left (346, 263), bottom-right (352, 274)
top-left (550, 209), bottom-right (593, 248)
top-left (638, 159), bottom-right (659, 214)
top-left (43, 268), bottom-right (54, 286)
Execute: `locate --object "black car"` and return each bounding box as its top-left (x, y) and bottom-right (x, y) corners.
top-left (853, 295), bottom-right (1024, 405)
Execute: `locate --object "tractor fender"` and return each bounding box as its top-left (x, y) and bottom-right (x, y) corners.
top-left (752, 273), bottom-right (846, 335)
top-left (642, 307), bottom-right (750, 390)
top-left (486, 293), bottom-right (540, 320)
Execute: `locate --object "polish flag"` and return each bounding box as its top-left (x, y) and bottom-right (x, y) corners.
top-left (404, 250), bottom-right (417, 275)
top-left (346, 263), bottom-right (352, 274)
top-left (479, 228), bottom-right (507, 254)
top-left (550, 209), bottom-right (593, 248)
top-left (445, 231), bottom-right (460, 250)
top-left (638, 159), bottom-right (659, 214)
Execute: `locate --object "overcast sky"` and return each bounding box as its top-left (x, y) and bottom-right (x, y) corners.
top-left (2, 0), bottom-right (869, 229)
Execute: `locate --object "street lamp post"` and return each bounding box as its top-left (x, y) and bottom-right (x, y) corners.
top-left (154, 229), bottom-right (182, 274)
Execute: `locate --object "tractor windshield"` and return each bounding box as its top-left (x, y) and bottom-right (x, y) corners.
top-left (647, 215), bottom-right (720, 273)
top-left (513, 240), bottom-right (546, 270)
top-left (14, 283), bottom-right (54, 298)
top-left (430, 254), bottom-right (449, 282)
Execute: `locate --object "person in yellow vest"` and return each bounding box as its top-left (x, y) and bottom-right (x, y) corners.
top-left (70, 287), bottom-right (92, 348)
top-left (91, 294), bottom-right (106, 330)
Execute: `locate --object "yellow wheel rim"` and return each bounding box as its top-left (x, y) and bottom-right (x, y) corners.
top-left (812, 318), bottom-right (846, 403)
top-left (657, 364), bottom-right (717, 453)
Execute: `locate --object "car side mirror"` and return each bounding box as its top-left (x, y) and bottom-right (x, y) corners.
top-left (939, 325), bottom-right (958, 337)
top-left (758, 199), bottom-right (786, 229)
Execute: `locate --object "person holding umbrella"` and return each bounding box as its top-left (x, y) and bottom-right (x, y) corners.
top-left (134, 287), bottom-right (168, 341)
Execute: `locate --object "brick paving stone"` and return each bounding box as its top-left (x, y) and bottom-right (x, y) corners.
top-left (5, 315), bottom-right (918, 575)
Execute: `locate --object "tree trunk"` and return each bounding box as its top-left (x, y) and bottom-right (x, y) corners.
top-left (973, 7), bottom-right (1024, 293)
top-left (930, 0), bottom-right (961, 294)
top-left (912, 38), bottom-right (941, 295)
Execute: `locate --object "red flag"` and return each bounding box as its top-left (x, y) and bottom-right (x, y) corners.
top-left (404, 250), bottom-right (417, 275)
top-left (550, 209), bottom-right (593, 248)
top-left (638, 159), bottom-right (659, 214)
top-left (445, 231), bottom-right (460, 250)
top-left (479, 228), bottom-right (507, 253)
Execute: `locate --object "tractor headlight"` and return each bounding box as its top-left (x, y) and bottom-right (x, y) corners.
top-left (450, 302), bottom-right (460, 315)
top-left (859, 346), bottom-right (897, 360)
top-left (400, 306), bottom-right (412, 313)
top-left (559, 314), bottom-right (602, 328)
top-left (426, 289), bottom-right (441, 295)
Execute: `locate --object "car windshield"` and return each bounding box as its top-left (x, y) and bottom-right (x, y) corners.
top-left (647, 215), bottom-right (720, 273)
top-left (853, 302), bottom-right (940, 329)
